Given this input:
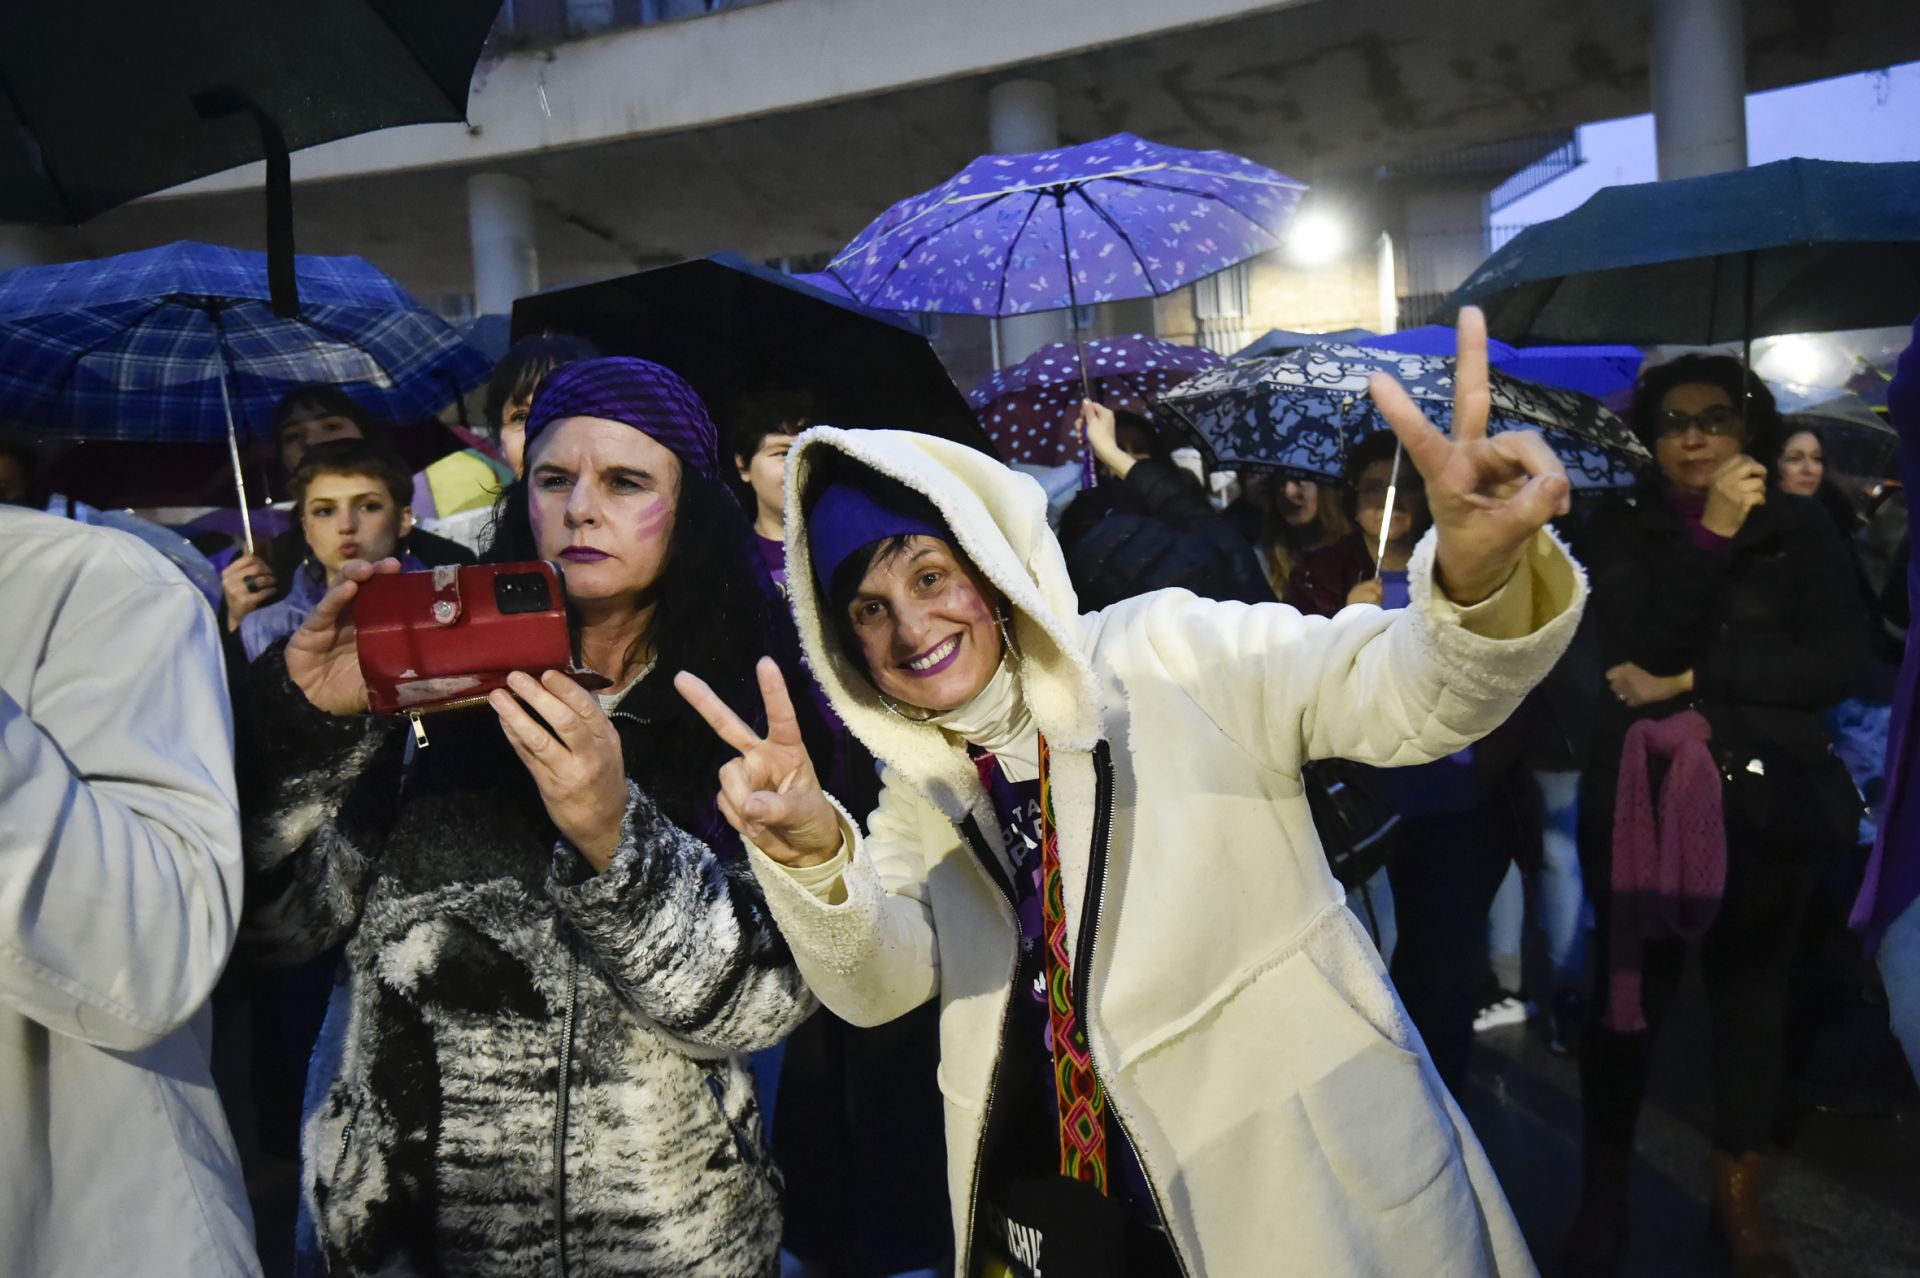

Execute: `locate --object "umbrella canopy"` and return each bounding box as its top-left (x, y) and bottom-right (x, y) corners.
top-left (1436, 158), bottom-right (1920, 346)
top-left (512, 253), bottom-right (992, 454)
top-left (828, 132), bottom-right (1306, 316)
top-left (1236, 328), bottom-right (1381, 359)
top-left (0, 242), bottom-right (492, 442)
top-left (968, 335), bottom-right (1221, 466)
top-left (0, 3), bottom-right (498, 225)
top-left (1158, 343), bottom-right (1648, 490)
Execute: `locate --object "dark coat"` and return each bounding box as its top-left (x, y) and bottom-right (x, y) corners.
top-left (1056, 459), bottom-right (1274, 611)
top-left (1286, 533), bottom-right (1378, 619)
top-left (239, 647), bottom-right (812, 1276)
top-left (1573, 481), bottom-right (1867, 784)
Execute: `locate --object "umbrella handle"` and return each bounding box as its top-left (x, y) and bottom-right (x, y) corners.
top-left (216, 370), bottom-right (254, 557)
top-left (1055, 187), bottom-right (1100, 490)
top-left (1373, 439), bottom-right (1404, 580)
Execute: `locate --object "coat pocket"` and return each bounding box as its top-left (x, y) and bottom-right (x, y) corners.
top-left (1277, 954), bottom-right (1455, 1212)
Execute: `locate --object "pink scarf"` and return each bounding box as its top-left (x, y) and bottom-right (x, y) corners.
top-left (1605, 709), bottom-right (1727, 1032)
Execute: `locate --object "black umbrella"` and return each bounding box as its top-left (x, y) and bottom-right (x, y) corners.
top-left (512, 253), bottom-right (994, 455)
top-left (1436, 158), bottom-right (1920, 349)
top-left (0, 0), bottom-right (503, 315)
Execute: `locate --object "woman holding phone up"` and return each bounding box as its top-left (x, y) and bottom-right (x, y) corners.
top-left (239, 357), bottom-right (812, 1277)
top-left (678, 313), bottom-right (1584, 1277)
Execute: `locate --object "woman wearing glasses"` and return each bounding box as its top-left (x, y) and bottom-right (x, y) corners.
top-left (1563, 356), bottom-right (1866, 1278)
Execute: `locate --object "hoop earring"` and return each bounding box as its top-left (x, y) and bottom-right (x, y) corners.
top-left (877, 694), bottom-right (939, 724)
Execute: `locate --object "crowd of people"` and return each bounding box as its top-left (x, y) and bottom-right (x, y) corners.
top-left (2, 306), bottom-right (1913, 1278)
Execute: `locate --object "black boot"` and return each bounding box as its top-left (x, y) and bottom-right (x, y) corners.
top-left (1559, 1142), bottom-right (1632, 1278)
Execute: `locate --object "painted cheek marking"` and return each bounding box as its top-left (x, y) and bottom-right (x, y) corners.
top-left (631, 498), bottom-right (673, 541)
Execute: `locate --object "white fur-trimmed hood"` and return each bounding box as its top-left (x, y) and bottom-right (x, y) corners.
top-left (781, 428), bottom-right (1104, 819)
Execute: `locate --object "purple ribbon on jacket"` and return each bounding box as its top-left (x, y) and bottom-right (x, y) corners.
top-left (1606, 709), bottom-right (1728, 1033)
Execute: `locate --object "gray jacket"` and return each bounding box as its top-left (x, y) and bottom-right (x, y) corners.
top-left (0, 506), bottom-right (258, 1277)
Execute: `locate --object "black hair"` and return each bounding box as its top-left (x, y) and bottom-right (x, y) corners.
top-left (484, 451), bottom-right (781, 831)
top-left (271, 384), bottom-right (380, 438)
top-left (485, 332), bottom-right (600, 434)
top-left (288, 438), bottom-right (414, 510)
top-left (1340, 432), bottom-right (1429, 531)
top-left (722, 385), bottom-right (814, 465)
top-left (800, 449), bottom-right (960, 681)
top-left (1628, 354), bottom-right (1782, 452)
top-left (1110, 407), bottom-right (1172, 464)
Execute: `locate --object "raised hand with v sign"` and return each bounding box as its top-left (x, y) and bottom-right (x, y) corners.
top-left (676, 658), bottom-right (842, 868)
top-left (1367, 306), bottom-right (1572, 606)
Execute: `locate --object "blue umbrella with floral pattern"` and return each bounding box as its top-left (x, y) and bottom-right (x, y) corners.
top-left (1157, 343), bottom-right (1648, 491)
top-left (967, 334), bottom-right (1222, 466)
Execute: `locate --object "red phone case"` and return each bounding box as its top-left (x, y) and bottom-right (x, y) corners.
top-left (354, 562), bottom-right (608, 720)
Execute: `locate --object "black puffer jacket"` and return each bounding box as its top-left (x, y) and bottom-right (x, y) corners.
top-left (1573, 482), bottom-right (1867, 783)
top-left (240, 649), bottom-right (813, 1277)
top-left (1056, 459), bottom-right (1274, 611)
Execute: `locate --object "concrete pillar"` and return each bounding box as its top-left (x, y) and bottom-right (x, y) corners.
top-left (0, 225), bottom-right (66, 273)
top-left (1375, 232), bottom-right (1398, 335)
top-left (468, 172), bottom-right (539, 317)
top-left (988, 79), bottom-right (1071, 366)
top-left (1651, 0), bottom-right (1748, 180)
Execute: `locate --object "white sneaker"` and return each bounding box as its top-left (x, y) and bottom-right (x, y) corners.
top-left (1472, 994), bottom-right (1527, 1033)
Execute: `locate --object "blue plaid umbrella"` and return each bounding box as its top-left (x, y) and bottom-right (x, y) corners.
top-left (0, 241), bottom-right (490, 547)
top-left (1156, 343), bottom-right (1648, 491)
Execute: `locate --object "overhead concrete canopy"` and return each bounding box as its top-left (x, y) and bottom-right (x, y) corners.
top-left (62, 0), bottom-right (1920, 303)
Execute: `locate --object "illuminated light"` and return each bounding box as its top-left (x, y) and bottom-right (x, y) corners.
top-left (1287, 211), bottom-right (1348, 268)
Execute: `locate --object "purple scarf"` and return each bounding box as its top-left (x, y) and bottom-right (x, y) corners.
top-left (1606, 709), bottom-right (1727, 1032)
top-left (523, 356), bottom-right (720, 481)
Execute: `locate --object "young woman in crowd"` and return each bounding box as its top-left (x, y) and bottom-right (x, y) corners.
top-left (239, 356), bottom-right (813, 1276)
top-left (1232, 470), bottom-right (1351, 601)
top-left (679, 314), bottom-right (1584, 1277)
top-left (1563, 356), bottom-right (1867, 1278)
top-left (1287, 431), bottom-right (1426, 614)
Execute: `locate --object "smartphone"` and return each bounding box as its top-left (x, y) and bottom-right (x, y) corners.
top-left (354, 562), bottom-right (610, 731)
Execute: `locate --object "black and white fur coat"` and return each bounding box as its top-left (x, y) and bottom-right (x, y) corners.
top-left (240, 646), bottom-right (814, 1276)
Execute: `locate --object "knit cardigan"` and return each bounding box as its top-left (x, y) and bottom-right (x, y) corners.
top-left (239, 649), bottom-right (814, 1277)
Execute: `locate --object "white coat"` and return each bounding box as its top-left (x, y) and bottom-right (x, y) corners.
top-left (0, 506), bottom-right (258, 1277)
top-left (749, 429), bottom-right (1585, 1276)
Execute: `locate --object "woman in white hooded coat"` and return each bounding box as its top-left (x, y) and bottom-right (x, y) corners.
top-left (679, 315), bottom-right (1584, 1277)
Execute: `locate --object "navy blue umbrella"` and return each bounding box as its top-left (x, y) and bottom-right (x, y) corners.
top-left (1158, 343), bottom-right (1648, 491)
top-left (1437, 158), bottom-right (1920, 348)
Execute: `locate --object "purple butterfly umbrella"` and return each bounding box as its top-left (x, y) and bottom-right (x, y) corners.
top-left (832, 132), bottom-right (1303, 480)
top-left (967, 335), bottom-right (1223, 467)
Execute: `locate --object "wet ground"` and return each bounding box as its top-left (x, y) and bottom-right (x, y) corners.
top-left (226, 979), bottom-right (1920, 1277)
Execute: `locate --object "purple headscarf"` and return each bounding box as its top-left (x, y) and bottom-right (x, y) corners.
top-left (807, 478), bottom-right (949, 595)
top-left (524, 356), bottom-right (720, 480)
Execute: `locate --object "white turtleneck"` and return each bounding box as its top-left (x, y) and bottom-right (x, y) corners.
top-left (929, 655), bottom-right (1039, 781)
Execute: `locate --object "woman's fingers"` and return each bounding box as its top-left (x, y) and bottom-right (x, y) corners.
top-left (675, 670), bottom-right (765, 755)
top-left (1451, 307), bottom-right (1491, 442)
top-left (505, 670), bottom-right (589, 746)
top-left (491, 688), bottom-right (559, 765)
top-left (1368, 372), bottom-right (1453, 488)
top-left (754, 658), bottom-right (804, 748)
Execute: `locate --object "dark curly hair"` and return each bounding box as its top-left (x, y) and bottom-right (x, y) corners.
top-left (484, 332), bottom-right (600, 435)
top-left (1628, 355), bottom-right (1782, 453)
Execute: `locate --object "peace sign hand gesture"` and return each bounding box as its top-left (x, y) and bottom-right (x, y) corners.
top-left (1367, 306), bottom-right (1572, 606)
top-left (677, 658), bottom-right (842, 868)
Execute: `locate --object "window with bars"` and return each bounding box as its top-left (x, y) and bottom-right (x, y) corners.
top-left (1192, 263), bottom-right (1252, 355)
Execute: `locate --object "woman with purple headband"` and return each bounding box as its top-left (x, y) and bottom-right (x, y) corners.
top-left (238, 356), bottom-right (814, 1277)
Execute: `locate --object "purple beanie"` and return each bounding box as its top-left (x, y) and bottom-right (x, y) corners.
top-left (807, 478), bottom-right (950, 594)
top-left (524, 356), bottom-right (720, 480)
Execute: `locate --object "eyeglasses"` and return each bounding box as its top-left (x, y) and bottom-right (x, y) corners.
top-left (1655, 405), bottom-right (1743, 439)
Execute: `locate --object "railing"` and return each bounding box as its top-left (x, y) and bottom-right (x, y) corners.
top-left (494, 0), bottom-right (775, 44)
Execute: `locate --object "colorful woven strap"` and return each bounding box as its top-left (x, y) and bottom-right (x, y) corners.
top-left (1038, 734), bottom-right (1109, 1192)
